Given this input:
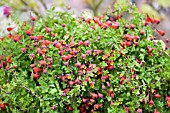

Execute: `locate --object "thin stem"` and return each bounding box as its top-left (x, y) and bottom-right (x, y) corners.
top-left (20, 0), bottom-right (40, 17)
top-left (40, 0), bottom-right (48, 10)
top-left (93, 0), bottom-right (103, 16)
top-left (86, 0), bottom-right (103, 16)
top-left (164, 51), bottom-right (170, 58)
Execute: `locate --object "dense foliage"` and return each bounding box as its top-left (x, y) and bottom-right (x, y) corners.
top-left (0, 4), bottom-right (170, 113)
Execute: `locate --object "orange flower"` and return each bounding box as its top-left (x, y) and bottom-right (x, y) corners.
top-left (33, 67), bottom-right (42, 73)
top-left (6, 56), bottom-right (12, 63)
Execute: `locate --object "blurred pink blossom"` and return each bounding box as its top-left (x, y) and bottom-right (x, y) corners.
top-left (3, 6), bottom-right (12, 17)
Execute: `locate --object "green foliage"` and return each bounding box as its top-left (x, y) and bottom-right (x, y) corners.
top-left (0, 4), bottom-right (170, 113)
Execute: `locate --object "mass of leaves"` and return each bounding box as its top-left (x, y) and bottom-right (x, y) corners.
top-left (0, 4), bottom-right (170, 113)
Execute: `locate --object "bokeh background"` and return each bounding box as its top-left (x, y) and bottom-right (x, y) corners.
top-left (0, 0), bottom-right (170, 42)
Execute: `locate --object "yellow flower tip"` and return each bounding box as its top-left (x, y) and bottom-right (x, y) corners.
top-left (38, 64), bottom-right (41, 67)
top-left (42, 48), bottom-right (47, 52)
top-left (120, 74), bottom-right (123, 77)
top-left (68, 75), bottom-right (71, 79)
top-left (102, 79), bottom-right (105, 82)
top-left (102, 56), bottom-right (105, 60)
top-left (63, 41), bottom-right (66, 44)
top-left (88, 102), bottom-right (92, 105)
top-left (110, 62), bottom-right (114, 65)
top-left (91, 84), bottom-right (94, 88)
top-left (167, 100), bottom-right (170, 104)
top-left (149, 104), bottom-right (153, 108)
top-left (119, 102), bottom-right (122, 104)
top-left (30, 57), bottom-right (33, 61)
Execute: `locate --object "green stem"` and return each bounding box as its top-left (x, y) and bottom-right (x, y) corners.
top-left (40, 0), bottom-right (48, 10)
top-left (20, 0), bottom-right (40, 17)
top-left (87, 0), bottom-right (103, 16)
top-left (93, 0), bottom-right (103, 16)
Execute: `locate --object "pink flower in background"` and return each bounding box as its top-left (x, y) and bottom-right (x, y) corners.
top-left (3, 6), bottom-right (12, 17)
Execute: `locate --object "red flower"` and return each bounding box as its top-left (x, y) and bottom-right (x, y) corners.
top-left (7, 26), bottom-right (14, 32)
top-left (82, 98), bottom-right (89, 103)
top-left (110, 93), bottom-right (114, 98)
top-left (101, 75), bottom-right (109, 81)
top-left (63, 88), bottom-right (70, 95)
top-left (123, 105), bottom-right (130, 113)
top-left (0, 103), bottom-right (8, 110)
top-left (44, 23), bottom-right (51, 33)
top-left (89, 92), bottom-right (98, 99)
top-left (30, 12), bottom-right (36, 21)
top-left (156, 29), bottom-right (165, 36)
top-left (86, 50), bottom-right (92, 55)
top-left (166, 96), bottom-right (170, 108)
top-left (26, 22), bottom-right (34, 36)
top-left (33, 73), bottom-right (40, 81)
top-left (0, 37), bottom-right (4, 41)
top-left (43, 69), bottom-right (47, 74)
top-left (110, 100), bottom-right (114, 106)
top-left (68, 80), bottom-right (74, 86)
top-left (26, 28), bottom-right (34, 36)
top-left (94, 104), bottom-right (103, 110)
top-left (0, 63), bottom-right (2, 69)
top-left (97, 92), bottom-right (103, 98)
top-left (36, 48), bottom-right (43, 55)
top-left (21, 48), bottom-right (27, 53)
top-left (137, 108), bottom-right (142, 113)
top-left (154, 109), bottom-right (160, 113)
top-left (33, 67), bottom-right (42, 73)
top-left (154, 94), bottom-right (160, 99)
top-left (148, 98), bottom-right (154, 107)
top-left (0, 56), bottom-right (3, 61)
top-left (6, 56), bottom-right (12, 63)
top-left (30, 64), bottom-right (35, 68)
top-left (75, 60), bottom-right (81, 68)
top-left (29, 54), bottom-right (35, 60)
top-left (13, 34), bottom-right (20, 42)
top-left (111, 22), bottom-right (120, 29)
top-left (84, 40), bottom-right (90, 46)
top-left (78, 40), bottom-right (84, 46)
top-left (68, 105), bottom-right (73, 111)
top-left (93, 50), bottom-right (103, 55)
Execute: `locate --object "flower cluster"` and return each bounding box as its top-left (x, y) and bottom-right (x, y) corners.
top-left (0, 5), bottom-right (170, 113)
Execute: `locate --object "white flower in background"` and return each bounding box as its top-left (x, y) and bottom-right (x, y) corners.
top-left (80, 9), bottom-right (93, 19)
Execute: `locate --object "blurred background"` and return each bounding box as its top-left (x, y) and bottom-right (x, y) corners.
top-left (0, 0), bottom-right (170, 42)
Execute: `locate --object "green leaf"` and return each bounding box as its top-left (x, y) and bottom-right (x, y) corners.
top-left (100, 61), bottom-right (108, 68)
top-left (49, 88), bottom-right (57, 94)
